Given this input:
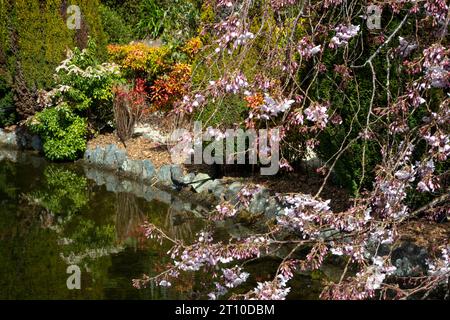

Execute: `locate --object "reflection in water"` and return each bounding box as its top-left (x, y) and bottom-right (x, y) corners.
top-left (115, 192), bottom-right (147, 248)
top-left (164, 207), bottom-right (195, 242)
top-left (0, 153), bottom-right (205, 299)
top-left (0, 151), bottom-right (327, 300)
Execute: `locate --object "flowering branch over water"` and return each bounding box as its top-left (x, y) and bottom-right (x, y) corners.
top-left (134, 0), bottom-right (449, 300)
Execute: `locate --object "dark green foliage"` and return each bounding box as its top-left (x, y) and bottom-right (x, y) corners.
top-left (99, 4), bottom-right (133, 45)
top-left (0, 0), bottom-right (108, 123)
top-left (102, 0), bottom-right (201, 45)
top-left (195, 95), bottom-right (248, 128)
top-left (314, 69), bottom-right (382, 192)
top-left (0, 77), bottom-right (15, 127)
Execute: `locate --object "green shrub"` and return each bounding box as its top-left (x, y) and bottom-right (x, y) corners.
top-left (28, 105), bottom-right (88, 161)
top-left (99, 4), bottom-right (133, 45)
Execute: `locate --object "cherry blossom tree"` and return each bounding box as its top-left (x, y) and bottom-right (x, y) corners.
top-left (135, 0), bottom-right (449, 300)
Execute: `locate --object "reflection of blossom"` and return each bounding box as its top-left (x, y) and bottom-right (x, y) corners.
top-left (159, 280), bottom-right (172, 287)
top-left (222, 266), bottom-right (249, 288)
top-left (252, 280), bottom-right (291, 300)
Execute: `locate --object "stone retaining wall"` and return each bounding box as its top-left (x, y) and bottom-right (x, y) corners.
top-left (0, 128), bottom-right (42, 151)
top-left (83, 144), bottom-right (280, 218)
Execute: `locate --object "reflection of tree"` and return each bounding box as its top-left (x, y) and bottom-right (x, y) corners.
top-left (115, 193), bottom-right (147, 247)
top-left (28, 165), bottom-right (89, 215)
top-left (164, 207), bottom-right (194, 242)
top-left (0, 160), bottom-right (17, 200)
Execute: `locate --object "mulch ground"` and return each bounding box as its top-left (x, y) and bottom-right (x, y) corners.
top-left (87, 133), bottom-right (172, 169)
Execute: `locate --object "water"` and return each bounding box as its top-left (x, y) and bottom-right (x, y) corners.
top-left (0, 150), bottom-right (328, 300)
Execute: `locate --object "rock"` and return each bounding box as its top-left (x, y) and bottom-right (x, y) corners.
top-left (131, 180), bottom-right (145, 198)
top-left (120, 180), bottom-right (134, 193)
top-left (143, 186), bottom-right (155, 202)
top-left (264, 198), bottom-right (280, 218)
top-left (0, 128), bottom-right (42, 151)
top-left (154, 188), bottom-right (172, 203)
top-left (84, 149), bottom-right (92, 162)
top-left (171, 198), bottom-right (188, 212)
top-left (94, 171), bottom-right (106, 186)
top-left (30, 135), bottom-right (42, 151)
top-left (105, 174), bottom-right (120, 193)
top-left (224, 222), bottom-right (253, 239)
top-left (5, 132), bottom-right (17, 147)
top-left (171, 165), bottom-right (184, 184)
top-left (92, 146), bottom-right (106, 164)
top-left (248, 188), bottom-right (270, 214)
top-left (157, 165), bottom-right (173, 185)
top-left (142, 160), bottom-right (156, 181)
top-left (191, 173), bottom-right (213, 193)
top-left (183, 173), bottom-right (196, 185)
top-left (104, 144), bottom-right (119, 169)
top-left (130, 160), bottom-right (144, 178)
top-left (121, 159), bottom-right (143, 178)
top-left (212, 183), bottom-right (226, 199)
top-left (84, 167), bottom-right (96, 180)
top-left (391, 242), bottom-right (429, 277)
top-left (115, 149), bottom-right (127, 168)
top-left (134, 125), bottom-right (167, 144)
top-left (225, 182), bottom-right (243, 203)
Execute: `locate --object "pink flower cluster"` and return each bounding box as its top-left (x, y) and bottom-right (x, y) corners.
top-left (214, 202), bottom-right (238, 220)
top-left (209, 72), bottom-right (250, 96)
top-left (251, 279), bottom-right (291, 300)
top-left (422, 44), bottom-right (449, 88)
top-left (298, 37), bottom-right (322, 60)
top-left (423, 132), bottom-right (450, 161)
top-left (251, 95), bottom-right (295, 120)
top-left (270, 0), bottom-right (298, 11)
top-left (304, 102), bottom-right (330, 130)
top-left (329, 24), bottom-right (360, 48)
top-left (416, 160), bottom-right (440, 193)
top-left (176, 93), bottom-right (206, 114)
top-left (214, 14), bottom-right (255, 54)
top-left (424, 0), bottom-right (449, 23)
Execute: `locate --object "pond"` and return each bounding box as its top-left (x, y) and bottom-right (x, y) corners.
top-left (0, 149), bottom-right (329, 300)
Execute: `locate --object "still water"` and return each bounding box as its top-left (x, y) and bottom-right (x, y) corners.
top-left (0, 150), bottom-right (327, 300)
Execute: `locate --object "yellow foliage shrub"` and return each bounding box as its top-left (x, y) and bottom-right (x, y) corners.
top-left (107, 42), bottom-right (170, 78)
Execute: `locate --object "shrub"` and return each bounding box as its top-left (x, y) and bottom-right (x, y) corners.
top-left (183, 37), bottom-right (203, 57)
top-left (27, 39), bottom-right (122, 160)
top-left (50, 39), bottom-right (124, 130)
top-left (113, 79), bottom-right (148, 144)
top-left (150, 63), bottom-right (192, 111)
top-left (28, 105), bottom-right (87, 161)
top-left (99, 4), bottom-right (133, 45)
top-left (107, 42), bottom-right (170, 80)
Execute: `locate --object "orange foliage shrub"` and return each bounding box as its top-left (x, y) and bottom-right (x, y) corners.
top-left (150, 63), bottom-right (192, 111)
